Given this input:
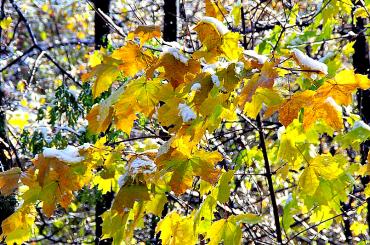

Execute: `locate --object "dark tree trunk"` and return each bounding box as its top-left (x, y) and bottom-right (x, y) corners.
top-left (92, 1), bottom-right (114, 244)
top-left (353, 10), bottom-right (370, 238)
top-left (163, 0), bottom-right (177, 42)
top-left (93, 0), bottom-right (111, 49)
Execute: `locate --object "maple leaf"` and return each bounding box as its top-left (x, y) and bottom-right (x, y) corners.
top-left (0, 205), bottom-right (36, 244)
top-left (112, 42), bottom-right (155, 77)
top-left (205, 214), bottom-right (261, 245)
top-left (146, 51), bottom-right (200, 88)
top-left (111, 183), bottom-right (150, 213)
top-left (205, 0), bottom-right (228, 21)
top-left (299, 155), bottom-right (345, 196)
top-left (265, 90), bottom-right (315, 127)
top-left (0, 167), bottom-right (21, 195)
top-left (303, 96), bottom-right (343, 130)
top-left (193, 17), bottom-right (242, 62)
top-left (114, 77), bottom-right (162, 134)
top-left (238, 61), bottom-right (279, 108)
top-left (156, 212), bottom-right (197, 245)
top-left (82, 56), bottom-right (121, 98)
top-left (156, 139), bottom-right (222, 194)
top-left (23, 150), bottom-right (92, 217)
top-left (127, 25), bottom-right (161, 46)
top-left (315, 69), bottom-right (370, 105)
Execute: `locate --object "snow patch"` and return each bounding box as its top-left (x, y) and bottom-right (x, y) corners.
top-left (43, 145), bottom-right (87, 163)
top-left (191, 83), bottom-right (201, 91)
top-left (211, 74), bottom-right (221, 87)
top-left (178, 103), bottom-right (197, 122)
top-left (244, 50), bottom-right (268, 64)
top-left (353, 120), bottom-right (370, 131)
top-left (129, 156), bottom-right (157, 174)
top-left (292, 49), bottom-right (328, 74)
top-left (163, 46), bottom-right (189, 64)
top-left (201, 17), bottom-right (229, 35)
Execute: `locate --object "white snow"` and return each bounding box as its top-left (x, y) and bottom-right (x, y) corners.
top-left (325, 97), bottom-right (342, 112)
top-left (178, 103), bottom-right (197, 122)
top-left (211, 74), bottom-right (221, 87)
top-left (244, 50), bottom-right (268, 64)
top-left (292, 49), bottom-right (328, 74)
top-left (353, 120), bottom-right (370, 131)
top-left (129, 156), bottom-right (157, 174)
top-left (162, 46), bottom-right (189, 64)
top-left (191, 82), bottom-right (201, 91)
top-left (43, 145), bottom-right (86, 163)
top-left (201, 17), bottom-right (229, 35)
top-left (235, 61), bottom-right (244, 74)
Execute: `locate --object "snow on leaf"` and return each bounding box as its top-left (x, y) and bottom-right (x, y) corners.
top-left (178, 103), bottom-right (197, 122)
top-left (292, 48), bottom-right (328, 74)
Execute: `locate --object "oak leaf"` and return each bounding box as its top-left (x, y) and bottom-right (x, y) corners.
top-left (0, 167), bottom-right (21, 195)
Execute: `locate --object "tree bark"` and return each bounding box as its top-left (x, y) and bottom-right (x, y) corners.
top-left (163, 0), bottom-right (177, 42)
top-left (93, 0), bottom-right (111, 49)
top-left (92, 1), bottom-right (113, 244)
top-left (353, 9), bottom-right (370, 238)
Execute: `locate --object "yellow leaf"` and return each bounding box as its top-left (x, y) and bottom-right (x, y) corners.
top-left (114, 77), bottom-right (162, 134)
top-left (0, 16), bottom-right (12, 29)
top-left (316, 69), bottom-right (370, 105)
top-left (351, 221), bottom-right (368, 236)
top-left (147, 52), bottom-right (200, 88)
top-left (156, 212), bottom-right (196, 245)
top-left (205, 0), bottom-right (228, 21)
top-left (239, 61), bottom-right (278, 107)
top-left (299, 155), bottom-right (344, 196)
top-left (0, 167), bottom-right (21, 196)
top-left (83, 56), bottom-right (121, 98)
top-left (127, 25), bottom-right (161, 46)
top-left (0, 205), bottom-right (36, 244)
top-left (156, 143), bottom-right (222, 194)
top-left (193, 18), bottom-right (242, 62)
top-left (303, 96), bottom-right (343, 130)
top-left (112, 42), bottom-right (155, 77)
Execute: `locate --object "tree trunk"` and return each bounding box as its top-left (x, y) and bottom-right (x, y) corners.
top-left (92, 1), bottom-right (113, 244)
top-left (93, 0), bottom-right (111, 49)
top-left (353, 10), bottom-right (370, 238)
top-left (163, 0), bottom-right (177, 42)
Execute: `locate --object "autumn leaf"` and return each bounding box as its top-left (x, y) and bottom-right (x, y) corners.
top-left (299, 155), bottom-right (345, 196)
top-left (193, 17), bottom-right (242, 62)
top-left (205, 0), bottom-right (228, 21)
top-left (238, 61), bottom-right (279, 108)
top-left (156, 141), bottom-right (222, 194)
top-left (265, 90), bottom-right (315, 127)
top-left (146, 50), bottom-right (200, 88)
top-left (127, 25), bottom-right (161, 46)
top-left (0, 205), bottom-right (36, 244)
top-left (82, 56), bottom-right (121, 98)
top-left (23, 150), bottom-right (92, 217)
top-left (0, 167), bottom-right (21, 196)
top-left (156, 212), bottom-right (196, 245)
top-left (112, 42), bottom-right (156, 77)
top-left (315, 69), bottom-right (370, 105)
top-left (111, 184), bottom-right (150, 213)
top-left (114, 77), bottom-right (162, 134)
top-left (303, 96), bottom-right (343, 130)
